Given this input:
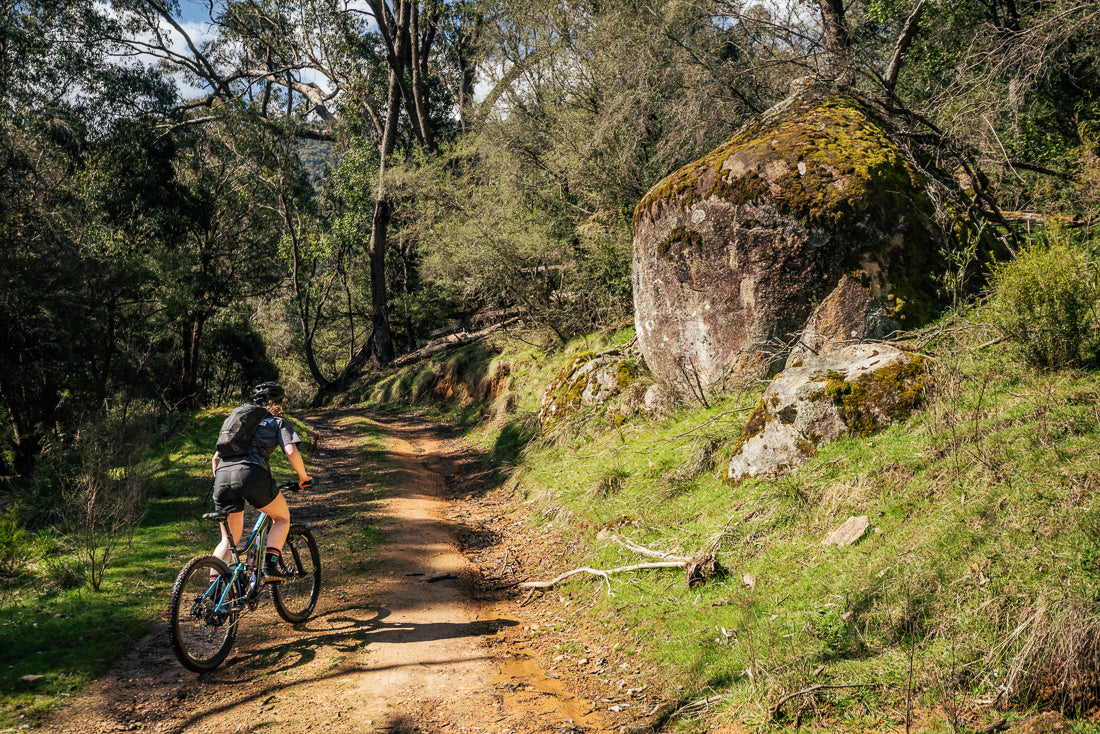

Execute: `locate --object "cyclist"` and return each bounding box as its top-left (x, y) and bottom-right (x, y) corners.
top-left (211, 382), bottom-right (312, 582)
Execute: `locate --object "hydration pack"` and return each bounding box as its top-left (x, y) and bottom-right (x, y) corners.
top-left (215, 403), bottom-right (271, 457)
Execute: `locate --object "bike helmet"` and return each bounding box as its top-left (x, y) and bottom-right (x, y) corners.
top-left (251, 381), bottom-right (285, 405)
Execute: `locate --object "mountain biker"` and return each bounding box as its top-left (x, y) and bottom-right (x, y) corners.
top-left (211, 382), bottom-right (312, 582)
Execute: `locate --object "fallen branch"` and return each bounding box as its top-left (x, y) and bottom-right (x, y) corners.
top-left (770, 683), bottom-right (879, 720)
top-left (650, 408), bottom-right (753, 451)
top-left (612, 535), bottom-right (691, 563)
top-left (392, 317), bottom-right (521, 368)
top-left (519, 536), bottom-right (726, 604)
top-left (520, 561), bottom-right (686, 591)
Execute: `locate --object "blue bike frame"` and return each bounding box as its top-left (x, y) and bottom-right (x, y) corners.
top-left (206, 511), bottom-right (273, 614)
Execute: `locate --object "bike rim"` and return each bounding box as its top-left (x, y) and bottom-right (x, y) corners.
top-left (174, 561), bottom-right (235, 666)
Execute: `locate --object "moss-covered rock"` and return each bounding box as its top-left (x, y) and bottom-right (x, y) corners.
top-left (727, 344), bottom-right (926, 482)
top-left (633, 91), bottom-right (949, 395)
top-left (538, 351), bottom-right (639, 433)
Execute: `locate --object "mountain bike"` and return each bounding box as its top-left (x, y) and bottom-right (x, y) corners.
top-left (168, 480), bottom-right (321, 673)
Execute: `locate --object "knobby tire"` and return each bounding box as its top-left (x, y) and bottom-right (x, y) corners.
top-left (272, 525), bottom-right (321, 623)
top-left (168, 555), bottom-right (238, 673)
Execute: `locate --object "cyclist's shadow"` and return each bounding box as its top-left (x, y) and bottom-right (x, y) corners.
top-left (236, 605), bottom-right (519, 675)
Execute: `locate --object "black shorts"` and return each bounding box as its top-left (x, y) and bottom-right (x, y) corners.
top-left (212, 463), bottom-right (278, 514)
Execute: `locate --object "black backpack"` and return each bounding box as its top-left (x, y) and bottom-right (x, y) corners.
top-left (216, 403), bottom-right (271, 457)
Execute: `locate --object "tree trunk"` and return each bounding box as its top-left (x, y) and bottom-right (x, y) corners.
top-left (368, 197), bottom-right (396, 366)
top-left (883, 0), bottom-right (926, 94)
top-left (408, 0), bottom-right (434, 150)
top-left (363, 65), bottom-right (405, 368)
top-left (0, 389), bottom-right (42, 476)
top-left (817, 0), bottom-right (852, 83)
top-left (180, 317), bottom-right (204, 409)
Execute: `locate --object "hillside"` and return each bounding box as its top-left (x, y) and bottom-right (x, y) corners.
top-left (344, 308), bottom-right (1100, 733)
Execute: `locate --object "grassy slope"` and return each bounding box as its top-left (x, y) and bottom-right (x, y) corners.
top-left (357, 317), bottom-right (1100, 733)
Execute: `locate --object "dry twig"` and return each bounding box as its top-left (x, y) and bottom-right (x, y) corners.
top-left (519, 535), bottom-right (726, 603)
top-left (770, 683), bottom-right (879, 720)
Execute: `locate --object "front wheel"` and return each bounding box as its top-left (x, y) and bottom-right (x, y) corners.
top-left (168, 555), bottom-right (238, 673)
top-left (273, 525), bottom-right (321, 623)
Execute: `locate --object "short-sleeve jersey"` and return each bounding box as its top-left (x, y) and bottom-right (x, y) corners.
top-left (219, 416), bottom-right (300, 473)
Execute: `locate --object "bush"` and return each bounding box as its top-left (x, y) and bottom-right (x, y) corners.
top-left (62, 420), bottom-right (149, 591)
top-left (0, 506), bottom-right (33, 580)
top-left (989, 236), bottom-right (1100, 369)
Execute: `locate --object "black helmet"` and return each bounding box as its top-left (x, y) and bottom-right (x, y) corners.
top-left (251, 381), bottom-right (285, 405)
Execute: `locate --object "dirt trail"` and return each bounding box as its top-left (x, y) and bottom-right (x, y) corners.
top-left (32, 409), bottom-right (612, 734)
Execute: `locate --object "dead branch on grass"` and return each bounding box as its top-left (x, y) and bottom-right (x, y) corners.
top-left (650, 408), bottom-right (753, 451)
top-left (770, 683), bottom-right (879, 721)
top-left (519, 535), bottom-right (726, 603)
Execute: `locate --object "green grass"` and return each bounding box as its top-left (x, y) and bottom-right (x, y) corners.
top-left (511, 324), bottom-right (1100, 731)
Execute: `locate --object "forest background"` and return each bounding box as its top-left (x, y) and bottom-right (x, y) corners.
top-left (2, 0), bottom-right (1099, 488)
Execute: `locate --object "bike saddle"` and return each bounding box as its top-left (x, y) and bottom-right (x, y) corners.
top-left (203, 511), bottom-right (230, 521)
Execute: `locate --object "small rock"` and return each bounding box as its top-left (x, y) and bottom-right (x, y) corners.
top-left (823, 516), bottom-right (870, 547)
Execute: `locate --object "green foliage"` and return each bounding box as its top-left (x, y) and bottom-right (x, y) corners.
top-left (0, 506), bottom-right (33, 580)
top-left (989, 235), bottom-right (1100, 369)
top-left (199, 318), bottom-right (281, 406)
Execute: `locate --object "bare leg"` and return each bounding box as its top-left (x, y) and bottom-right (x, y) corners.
top-left (214, 511), bottom-right (245, 564)
top-left (258, 493), bottom-right (290, 551)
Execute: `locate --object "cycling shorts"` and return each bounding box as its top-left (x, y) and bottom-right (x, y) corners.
top-left (212, 462), bottom-right (278, 514)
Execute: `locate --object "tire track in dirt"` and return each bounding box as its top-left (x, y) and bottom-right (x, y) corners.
top-left (30, 408), bottom-right (611, 734)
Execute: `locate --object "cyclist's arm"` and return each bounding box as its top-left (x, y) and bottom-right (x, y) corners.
top-left (212, 451), bottom-right (222, 476)
top-left (283, 443), bottom-right (312, 488)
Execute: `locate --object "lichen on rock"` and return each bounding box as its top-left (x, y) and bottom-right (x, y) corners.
top-left (727, 344), bottom-right (926, 482)
top-left (538, 350), bottom-right (640, 433)
top-left (633, 91), bottom-right (949, 397)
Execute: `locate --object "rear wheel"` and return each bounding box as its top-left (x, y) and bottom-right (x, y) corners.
top-left (168, 555), bottom-right (238, 673)
top-left (273, 525), bottom-right (321, 623)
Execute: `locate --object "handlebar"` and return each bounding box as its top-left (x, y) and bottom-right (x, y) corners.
top-left (278, 478), bottom-right (315, 493)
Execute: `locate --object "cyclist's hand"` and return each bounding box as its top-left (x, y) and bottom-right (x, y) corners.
top-left (298, 476), bottom-right (313, 491)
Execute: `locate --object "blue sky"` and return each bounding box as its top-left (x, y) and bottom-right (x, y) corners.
top-left (175, 0), bottom-right (212, 24)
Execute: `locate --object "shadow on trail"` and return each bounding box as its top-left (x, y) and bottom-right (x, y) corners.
top-left (158, 609), bottom-right (518, 732)
top-left (229, 605), bottom-right (518, 678)
top-left (366, 409), bottom-right (532, 499)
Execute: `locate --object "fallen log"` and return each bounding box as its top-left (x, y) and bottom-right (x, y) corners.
top-left (392, 317), bottom-right (521, 368)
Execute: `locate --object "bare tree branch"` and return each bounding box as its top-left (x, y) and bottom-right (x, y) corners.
top-left (883, 0), bottom-right (926, 93)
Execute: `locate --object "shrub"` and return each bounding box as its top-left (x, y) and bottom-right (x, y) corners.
top-left (0, 505), bottom-right (33, 580)
top-left (62, 420), bottom-right (149, 591)
top-left (989, 236), bottom-right (1100, 369)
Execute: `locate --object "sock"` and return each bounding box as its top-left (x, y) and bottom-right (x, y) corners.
top-left (264, 548), bottom-right (281, 566)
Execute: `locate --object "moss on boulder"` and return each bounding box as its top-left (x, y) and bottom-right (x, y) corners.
top-left (538, 351), bottom-right (639, 433)
top-left (633, 91), bottom-right (949, 395)
top-left (727, 344), bottom-right (926, 482)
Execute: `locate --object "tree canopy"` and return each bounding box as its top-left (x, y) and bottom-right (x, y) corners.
top-left (0, 0), bottom-right (1097, 480)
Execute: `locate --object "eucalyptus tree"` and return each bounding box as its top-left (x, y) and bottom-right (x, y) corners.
top-left (109, 0), bottom-right (475, 373)
top-left (0, 0), bottom-right (180, 475)
top-left (404, 0), bottom-right (796, 340)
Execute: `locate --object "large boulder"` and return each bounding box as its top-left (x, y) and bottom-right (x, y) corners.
top-left (632, 91), bottom-right (946, 394)
top-left (785, 272), bottom-right (901, 367)
top-left (727, 344), bottom-right (926, 481)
